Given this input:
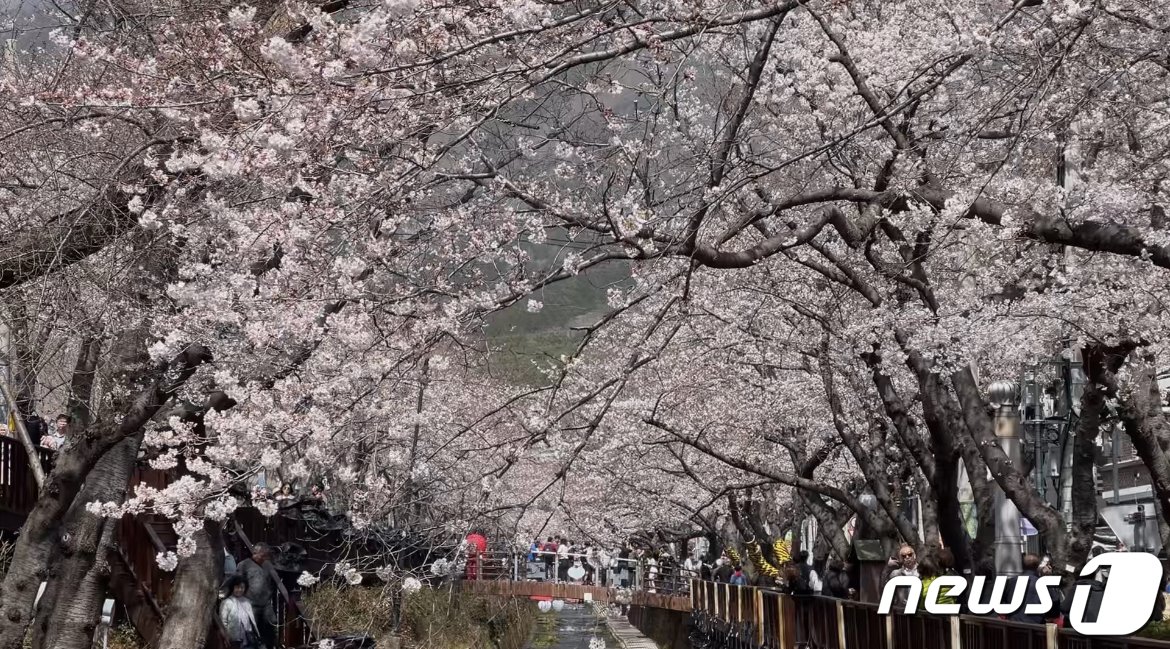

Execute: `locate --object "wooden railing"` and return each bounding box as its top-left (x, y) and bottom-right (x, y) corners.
top-left (689, 579), bottom-right (1170, 649)
top-left (0, 436), bottom-right (53, 525)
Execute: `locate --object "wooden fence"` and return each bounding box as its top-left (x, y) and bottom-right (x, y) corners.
top-left (0, 437), bottom-right (54, 529)
top-left (690, 580), bottom-right (1170, 649)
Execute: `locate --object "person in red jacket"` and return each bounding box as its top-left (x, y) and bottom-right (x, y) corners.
top-left (465, 530), bottom-right (487, 580)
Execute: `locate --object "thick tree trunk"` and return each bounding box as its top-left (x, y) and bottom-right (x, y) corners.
top-left (0, 345), bottom-right (209, 649)
top-left (157, 522), bottom-right (224, 649)
top-left (1118, 355), bottom-right (1170, 550)
top-left (950, 367), bottom-right (1070, 569)
top-left (33, 433), bottom-right (143, 649)
top-left (820, 354), bottom-right (921, 547)
top-left (896, 330), bottom-right (993, 569)
top-left (1064, 342), bottom-right (1131, 571)
top-left (1069, 382), bottom-right (1104, 570)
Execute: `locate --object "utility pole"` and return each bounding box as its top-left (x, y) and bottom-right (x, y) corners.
top-left (990, 380), bottom-right (1024, 576)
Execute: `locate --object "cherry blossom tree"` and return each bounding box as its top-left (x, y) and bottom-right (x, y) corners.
top-left (2, 0), bottom-right (1170, 645)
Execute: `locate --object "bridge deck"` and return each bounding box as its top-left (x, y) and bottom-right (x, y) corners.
top-left (605, 615), bottom-right (659, 649)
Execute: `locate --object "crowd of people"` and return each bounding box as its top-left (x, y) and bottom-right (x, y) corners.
top-left (512, 534), bottom-right (1166, 631)
top-left (524, 537), bottom-right (638, 585)
top-left (690, 539), bottom-right (1164, 629)
top-left (685, 548), bottom-right (852, 599)
top-left (249, 481), bottom-right (328, 507)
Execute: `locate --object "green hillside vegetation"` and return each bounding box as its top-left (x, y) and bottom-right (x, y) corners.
top-left (484, 232), bottom-right (633, 387)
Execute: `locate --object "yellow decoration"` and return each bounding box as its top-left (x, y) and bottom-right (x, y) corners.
top-left (746, 541), bottom-right (779, 578)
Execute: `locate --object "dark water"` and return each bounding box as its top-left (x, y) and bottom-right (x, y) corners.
top-left (525, 603), bottom-right (620, 649)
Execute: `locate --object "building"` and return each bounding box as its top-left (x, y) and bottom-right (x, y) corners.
top-left (1094, 369), bottom-right (1170, 554)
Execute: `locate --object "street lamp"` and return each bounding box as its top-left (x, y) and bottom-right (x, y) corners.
top-left (989, 380), bottom-right (1025, 576)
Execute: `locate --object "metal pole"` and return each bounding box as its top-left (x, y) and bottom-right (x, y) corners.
top-left (990, 380), bottom-right (1024, 576)
top-left (1112, 423), bottom-right (1120, 505)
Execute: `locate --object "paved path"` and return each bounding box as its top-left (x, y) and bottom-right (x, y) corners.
top-left (605, 614), bottom-right (660, 649)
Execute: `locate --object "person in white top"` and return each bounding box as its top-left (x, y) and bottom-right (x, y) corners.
top-left (557, 540), bottom-right (571, 581)
top-left (220, 575), bottom-right (262, 649)
top-left (683, 552), bottom-right (703, 592)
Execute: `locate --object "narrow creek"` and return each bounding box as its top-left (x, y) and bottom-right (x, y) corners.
top-left (524, 603), bottom-right (621, 649)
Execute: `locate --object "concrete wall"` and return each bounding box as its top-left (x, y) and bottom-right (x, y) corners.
top-left (628, 605), bottom-right (690, 649)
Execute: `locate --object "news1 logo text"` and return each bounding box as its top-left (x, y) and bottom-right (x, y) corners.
top-left (878, 552), bottom-right (1162, 636)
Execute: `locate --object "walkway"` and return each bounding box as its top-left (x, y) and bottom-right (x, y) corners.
top-left (604, 615), bottom-right (659, 649)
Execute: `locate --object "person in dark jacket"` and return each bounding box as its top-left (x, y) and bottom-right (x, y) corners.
top-left (824, 558), bottom-right (850, 598)
top-left (880, 544), bottom-right (919, 614)
top-left (699, 555), bottom-right (713, 581)
top-left (960, 558), bottom-right (997, 616)
top-left (236, 543), bottom-right (277, 649)
top-left (1061, 573), bottom-right (1106, 624)
top-left (1010, 554), bottom-right (1060, 625)
top-left (22, 414), bottom-right (44, 447)
top-left (791, 550), bottom-right (819, 596)
top-left (713, 555), bottom-right (734, 583)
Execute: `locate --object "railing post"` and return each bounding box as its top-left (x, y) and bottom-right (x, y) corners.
top-left (1045, 622), bottom-right (1057, 649)
top-left (777, 595), bottom-right (794, 649)
top-left (884, 614), bottom-right (894, 649)
top-left (554, 555), bottom-right (559, 583)
top-left (722, 583), bottom-right (730, 621)
top-left (755, 588), bottom-right (765, 647)
top-left (734, 585), bottom-right (741, 623)
top-left (836, 599), bottom-right (846, 649)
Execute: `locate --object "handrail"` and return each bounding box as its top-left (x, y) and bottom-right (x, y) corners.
top-left (687, 577), bottom-right (1170, 649)
top-left (111, 543), bottom-right (167, 624)
top-left (140, 517), bottom-right (168, 553)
